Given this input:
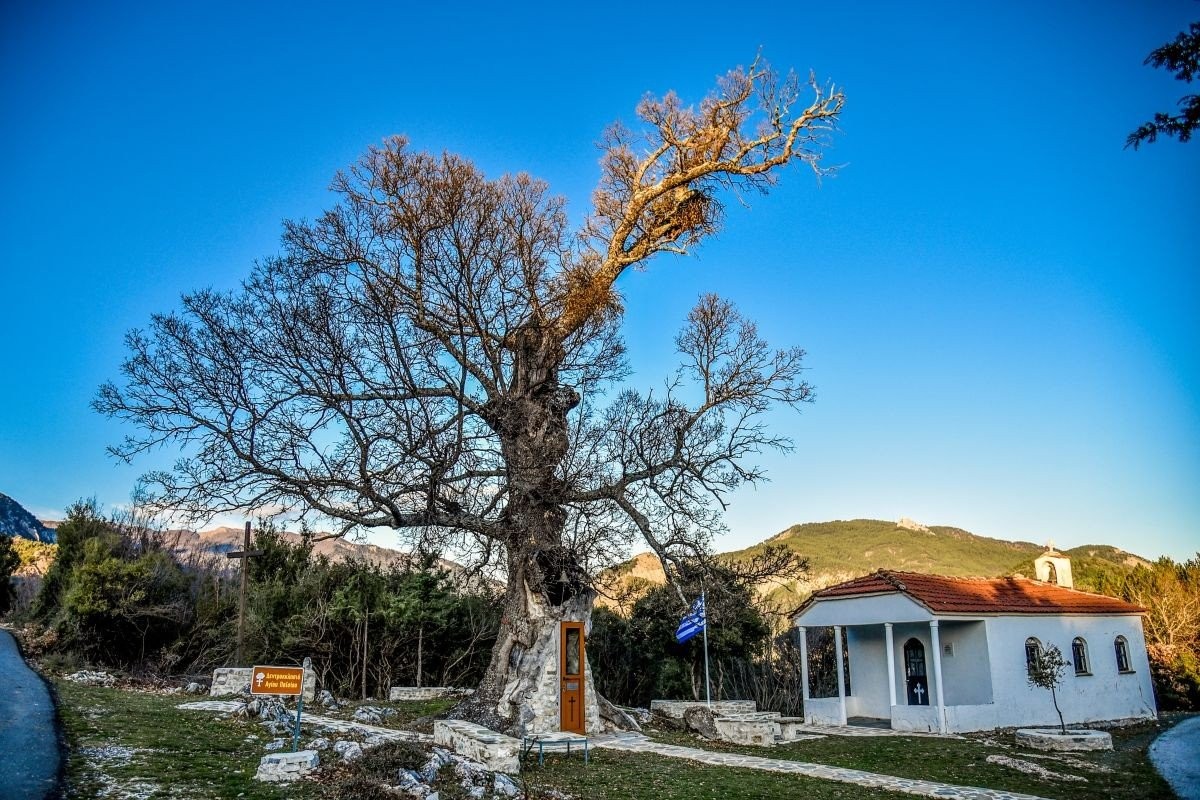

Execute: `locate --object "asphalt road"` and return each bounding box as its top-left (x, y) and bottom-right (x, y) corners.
top-left (0, 629), bottom-right (61, 800)
top-left (1151, 714), bottom-right (1200, 800)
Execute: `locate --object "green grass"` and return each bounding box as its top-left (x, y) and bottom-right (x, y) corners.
top-left (52, 679), bottom-right (1185, 800)
top-left (522, 748), bottom-right (917, 800)
top-left (647, 723), bottom-right (1179, 800)
top-left (55, 680), bottom-right (320, 800)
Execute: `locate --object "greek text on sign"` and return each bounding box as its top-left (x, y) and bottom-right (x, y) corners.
top-left (251, 665), bottom-right (304, 696)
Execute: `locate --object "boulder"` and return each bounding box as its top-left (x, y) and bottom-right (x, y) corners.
top-left (683, 706), bottom-right (720, 740)
top-left (333, 740), bottom-right (363, 761)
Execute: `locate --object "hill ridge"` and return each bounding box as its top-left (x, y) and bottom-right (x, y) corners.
top-left (597, 517), bottom-right (1152, 611)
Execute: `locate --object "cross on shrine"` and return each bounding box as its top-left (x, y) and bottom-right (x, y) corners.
top-left (226, 521), bottom-right (264, 665)
top-left (913, 682), bottom-right (926, 703)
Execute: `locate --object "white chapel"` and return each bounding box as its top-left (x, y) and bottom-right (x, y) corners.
top-left (790, 548), bottom-right (1157, 733)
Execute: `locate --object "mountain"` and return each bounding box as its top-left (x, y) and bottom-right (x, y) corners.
top-left (159, 526), bottom-right (494, 590)
top-left (597, 518), bottom-right (1152, 612)
top-left (0, 493), bottom-right (56, 543)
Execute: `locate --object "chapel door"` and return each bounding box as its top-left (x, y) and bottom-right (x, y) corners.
top-left (904, 638), bottom-right (929, 706)
top-left (560, 621), bottom-right (585, 733)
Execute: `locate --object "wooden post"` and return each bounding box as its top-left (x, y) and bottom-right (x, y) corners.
top-left (226, 521), bottom-right (264, 666)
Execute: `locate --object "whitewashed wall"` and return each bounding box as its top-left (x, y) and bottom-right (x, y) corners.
top-left (983, 614), bottom-right (1156, 729)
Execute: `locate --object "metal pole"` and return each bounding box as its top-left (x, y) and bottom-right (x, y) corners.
top-left (293, 693), bottom-right (304, 752)
top-left (701, 589), bottom-right (711, 706)
top-left (294, 657), bottom-right (311, 752)
top-left (236, 520), bottom-right (249, 666)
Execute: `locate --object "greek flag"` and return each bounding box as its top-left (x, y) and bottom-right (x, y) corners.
top-left (675, 594), bottom-right (706, 644)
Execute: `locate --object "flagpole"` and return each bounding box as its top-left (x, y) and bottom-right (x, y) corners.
top-left (701, 588), bottom-right (711, 707)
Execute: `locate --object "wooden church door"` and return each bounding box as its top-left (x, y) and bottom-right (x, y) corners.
top-left (560, 622), bottom-right (585, 733)
top-left (904, 638), bottom-right (929, 706)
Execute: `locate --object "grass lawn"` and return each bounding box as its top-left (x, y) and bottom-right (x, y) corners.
top-left (52, 679), bottom-right (1185, 800)
top-left (648, 722), bottom-right (1180, 800)
top-left (54, 679), bottom-right (323, 799)
top-left (524, 748), bottom-right (919, 800)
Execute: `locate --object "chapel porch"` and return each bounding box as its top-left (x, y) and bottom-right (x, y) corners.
top-left (797, 619), bottom-right (994, 735)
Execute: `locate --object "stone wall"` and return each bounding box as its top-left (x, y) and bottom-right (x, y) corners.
top-left (210, 666), bottom-right (317, 702)
top-left (649, 699), bottom-right (757, 720)
top-left (388, 686), bottom-right (467, 702)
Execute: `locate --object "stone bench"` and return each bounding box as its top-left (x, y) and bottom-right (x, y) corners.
top-left (775, 717), bottom-right (809, 738)
top-left (433, 720), bottom-right (521, 774)
top-left (521, 732), bottom-right (589, 767)
top-left (713, 716), bottom-right (780, 746)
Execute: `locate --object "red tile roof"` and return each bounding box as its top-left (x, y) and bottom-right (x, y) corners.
top-left (798, 570), bottom-right (1145, 616)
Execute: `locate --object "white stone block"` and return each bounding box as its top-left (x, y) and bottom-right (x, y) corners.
top-left (433, 720), bottom-right (520, 774)
top-left (254, 750), bottom-right (319, 783)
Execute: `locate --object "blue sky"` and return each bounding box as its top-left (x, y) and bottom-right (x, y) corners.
top-left (1, 1), bottom-right (1196, 561)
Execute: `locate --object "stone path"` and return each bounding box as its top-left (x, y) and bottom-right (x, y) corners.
top-left (591, 732), bottom-right (1051, 800)
top-left (1150, 715), bottom-right (1200, 800)
top-left (177, 700), bottom-right (432, 743)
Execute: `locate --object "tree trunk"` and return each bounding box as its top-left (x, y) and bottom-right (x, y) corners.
top-left (1051, 686), bottom-right (1065, 734)
top-left (452, 332), bottom-right (620, 736)
top-left (416, 623), bottom-right (423, 689)
top-left (362, 608), bottom-right (369, 701)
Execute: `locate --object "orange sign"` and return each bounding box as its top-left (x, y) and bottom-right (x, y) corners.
top-left (250, 665), bottom-right (304, 696)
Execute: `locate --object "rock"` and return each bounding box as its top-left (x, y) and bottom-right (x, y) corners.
top-left (597, 694), bottom-right (642, 732)
top-left (184, 682), bottom-right (204, 694)
top-left (493, 774), bottom-right (521, 797)
top-left (308, 737), bottom-right (331, 751)
top-left (467, 788), bottom-right (485, 799)
top-left (316, 689), bottom-right (336, 708)
top-left (264, 739), bottom-right (288, 752)
top-left (246, 699), bottom-right (262, 717)
top-left (333, 740), bottom-right (363, 761)
top-left (353, 706), bottom-right (383, 724)
top-left (683, 706), bottom-right (720, 740)
top-left (65, 670), bottom-right (115, 687)
top-left (453, 757), bottom-right (490, 786)
top-left (261, 720), bottom-right (287, 736)
top-left (420, 747), bottom-right (454, 782)
top-left (397, 768), bottom-right (426, 790)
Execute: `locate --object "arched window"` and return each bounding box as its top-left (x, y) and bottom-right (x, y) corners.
top-left (1025, 637), bottom-right (1041, 675)
top-left (1071, 637), bottom-right (1090, 675)
top-left (1114, 636), bottom-right (1133, 673)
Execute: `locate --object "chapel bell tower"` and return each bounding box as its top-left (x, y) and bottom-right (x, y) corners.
top-left (1034, 542), bottom-right (1073, 588)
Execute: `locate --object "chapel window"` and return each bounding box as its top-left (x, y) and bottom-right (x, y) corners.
top-left (1025, 637), bottom-right (1041, 676)
top-left (1071, 637), bottom-right (1090, 675)
top-left (1114, 636), bottom-right (1133, 673)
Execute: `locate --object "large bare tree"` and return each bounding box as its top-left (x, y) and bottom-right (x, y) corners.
top-left (97, 57), bottom-right (843, 733)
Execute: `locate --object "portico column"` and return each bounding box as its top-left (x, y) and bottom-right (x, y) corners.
top-left (884, 622), bottom-right (897, 709)
top-left (798, 626), bottom-right (810, 722)
top-left (834, 625), bottom-right (847, 725)
top-left (929, 620), bottom-right (947, 734)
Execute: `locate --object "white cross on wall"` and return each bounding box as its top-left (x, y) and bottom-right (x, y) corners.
top-left (913, 682), bottom-right (926, 702)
